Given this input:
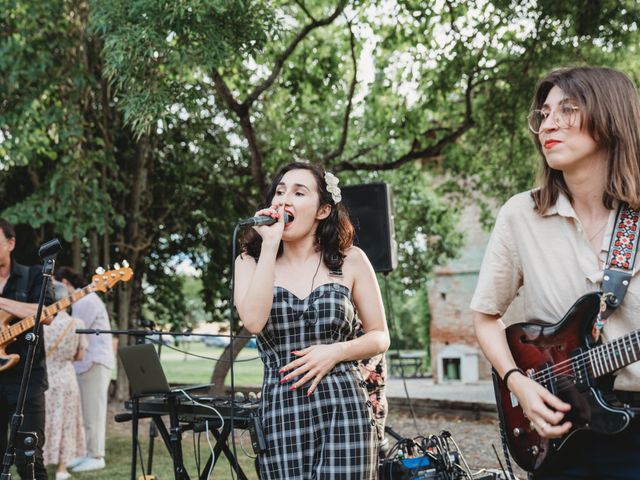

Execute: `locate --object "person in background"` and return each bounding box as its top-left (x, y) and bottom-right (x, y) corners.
top-left (42, 281), bottom-right (87, 480)
top-left (0, 218), bottom-right (55, 480)
top-left (235, 162), bottom-right (390, 479)
top-left (472, 67), bottom-right (640, 479)
top-left (356, 318), bottom-right (390, 456)
top-left (54, 267), bottom-right (114, 473)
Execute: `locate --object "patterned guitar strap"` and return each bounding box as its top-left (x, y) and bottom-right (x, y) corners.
top-left (595, 203), bottom-right (640, 341)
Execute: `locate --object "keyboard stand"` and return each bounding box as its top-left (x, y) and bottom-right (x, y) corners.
top-left (199, 420), bottom-right (249, 480)
top-left (124, 394), bottom-right (190, 480)
top-left (117, 395), bottom-right (250, 480)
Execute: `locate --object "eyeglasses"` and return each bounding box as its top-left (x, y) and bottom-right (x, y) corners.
top-left (527, 103), bottom-right (580, 134)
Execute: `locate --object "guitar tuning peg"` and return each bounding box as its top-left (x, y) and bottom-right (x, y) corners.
top-left (114, 262), bottom-right (121, 270)
top-left (122, 260), bottom-right (130, 268)
top-left (95, 267), bottom-right (106, 275)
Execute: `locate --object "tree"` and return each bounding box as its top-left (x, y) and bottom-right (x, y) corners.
top-left (1, 0), bottom-right (274, 397)
top-left (1, 0), bottom-right (638, 395)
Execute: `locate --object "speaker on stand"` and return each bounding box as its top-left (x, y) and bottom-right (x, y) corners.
top-left (341, 182), bottom-right (398, 273)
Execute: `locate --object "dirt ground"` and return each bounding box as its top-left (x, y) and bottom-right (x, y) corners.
top-left (384, 409), bottom-right (527, 478)
top-left (109, 402), bottom-right (527, 479)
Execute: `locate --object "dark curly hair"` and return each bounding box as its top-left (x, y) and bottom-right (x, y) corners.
top-left (241, 162), bottom-right (354, 271)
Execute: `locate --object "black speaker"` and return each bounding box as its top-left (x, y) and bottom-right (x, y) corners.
top-left (341, 182), bottom-right (397, 273)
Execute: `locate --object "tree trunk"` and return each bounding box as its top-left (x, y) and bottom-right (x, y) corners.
top-left (113, 279), bottom-right (132, 401)
top-left (88, 230), bottom-right (99, 274)
top-left (210, 326), bottom-right (252, 395)
top-left (71, 237), bottom-right (82, 271)
top-left (111, 137), bottom-right (151, 400)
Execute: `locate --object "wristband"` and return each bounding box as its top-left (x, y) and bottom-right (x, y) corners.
top-left (503, 367), bottom-right (525, 388)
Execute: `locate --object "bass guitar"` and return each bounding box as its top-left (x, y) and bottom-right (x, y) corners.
top-left (494, 292), bottom-right (639, 473)
top-left (0, 264), bottom-right (133, 372)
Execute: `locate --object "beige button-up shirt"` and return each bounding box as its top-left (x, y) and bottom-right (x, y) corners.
top-left (471, 190), bottom-right (640, 391)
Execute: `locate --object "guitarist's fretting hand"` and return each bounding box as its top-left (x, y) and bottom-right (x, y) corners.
top-left (0, 297), bottom-right (54, 325)
top-left (508, 371), bottom-right (572, 439)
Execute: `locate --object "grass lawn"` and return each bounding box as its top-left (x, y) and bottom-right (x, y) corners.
top-left (156, 342), bottom-right (264, 388)
top-left (47, 342), bottom-right (263, 478)
top-left (45, 428), bottom-right (260, 479)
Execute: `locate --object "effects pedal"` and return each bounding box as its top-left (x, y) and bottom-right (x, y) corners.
top-left (380, 455), bottom-right (444, 479)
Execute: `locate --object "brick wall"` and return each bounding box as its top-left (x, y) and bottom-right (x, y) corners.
top-left (427, 204), bottom-right (524, 382)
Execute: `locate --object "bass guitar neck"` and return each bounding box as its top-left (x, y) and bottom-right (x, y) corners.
top-left (0, 264), bottom-right (133, 373)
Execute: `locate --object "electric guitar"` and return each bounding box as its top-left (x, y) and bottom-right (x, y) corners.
top-left (0, 264), bottom-right (133, 372)
top-left (494, 292), bottom-right (640, 473)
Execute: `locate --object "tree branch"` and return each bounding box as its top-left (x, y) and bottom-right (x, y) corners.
top-left (243, 1), bottom-right (347, 108)
top-left (210, 68), bottom-right (246, 117)
top-left (344, 143), bottom-right (384, 163)
top-left (324, 20), bottom-right (357, 163)
top-left (210, 2), bottom-right (346, 190)
top-left (210, 69), bottom-right (264, 187)
top-left (338, 72), bottom-right (476, 172)
top-left (294, 0), bottom-right (316, 22)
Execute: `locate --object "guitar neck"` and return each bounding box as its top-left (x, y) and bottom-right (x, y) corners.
top-left (589, 329), bottom-right (640, 378)
top-left (0, 285), bottom-right (96, 344)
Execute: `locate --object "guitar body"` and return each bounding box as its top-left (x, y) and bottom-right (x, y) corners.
top-left (495, 292), bottom-right (633, 473)
top-left (0, 309), bottom-right (20, 372)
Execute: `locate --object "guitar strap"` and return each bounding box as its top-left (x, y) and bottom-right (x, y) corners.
top-left (14, 262), bottom-right (30, 303)
top-left (594, 203), bottom-right (640, 340)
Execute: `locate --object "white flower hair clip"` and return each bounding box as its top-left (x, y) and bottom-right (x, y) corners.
top-left (324, 172), bottom-right (342, 204)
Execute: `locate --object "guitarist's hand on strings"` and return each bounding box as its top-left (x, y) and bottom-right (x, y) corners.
top-left (508, 372), bottom-right (572, 439)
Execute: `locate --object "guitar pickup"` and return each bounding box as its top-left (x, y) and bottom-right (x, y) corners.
top-left (569, 348), bottom-right (591, 391)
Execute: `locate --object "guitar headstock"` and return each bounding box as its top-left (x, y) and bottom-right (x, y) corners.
top-left (91, 261), bottom-right (134, 292)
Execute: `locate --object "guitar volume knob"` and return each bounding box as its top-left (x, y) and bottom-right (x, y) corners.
top-left (529, 445), bottom-right (540, 456)
top-left (513, 428), bottom-right (522, 437)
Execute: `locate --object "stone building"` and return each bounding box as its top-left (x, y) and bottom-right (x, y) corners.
top-left (427, 204), bottom-right (524, 383)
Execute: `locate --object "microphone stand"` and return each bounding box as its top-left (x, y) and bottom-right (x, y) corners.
top-left (1, 238), bottom-right (61, 480)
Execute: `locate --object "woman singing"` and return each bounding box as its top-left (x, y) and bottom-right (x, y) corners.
top-left (235, 162), bottom-right (389, 479)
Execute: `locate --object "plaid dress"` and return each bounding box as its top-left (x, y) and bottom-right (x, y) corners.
top-left (257, 283), bottom-right (378, 479)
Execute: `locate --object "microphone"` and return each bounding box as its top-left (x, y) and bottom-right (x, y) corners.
top-left (238, 212), bottom-right (290, 227)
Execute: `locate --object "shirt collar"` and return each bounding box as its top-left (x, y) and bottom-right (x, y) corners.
top-left (541, 191), bottom-right (577, 219)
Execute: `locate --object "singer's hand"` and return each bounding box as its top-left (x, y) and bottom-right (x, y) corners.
top-left (252, 206), bottom-right (285, 245)
top-left (279, 343), bottom-right (346, 396)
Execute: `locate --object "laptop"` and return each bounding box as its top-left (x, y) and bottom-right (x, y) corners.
top-left (118, 343), bottom-right (211, 397)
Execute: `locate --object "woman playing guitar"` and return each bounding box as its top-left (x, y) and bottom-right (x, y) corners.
top-left (472, 67), bottom-right (640, 479)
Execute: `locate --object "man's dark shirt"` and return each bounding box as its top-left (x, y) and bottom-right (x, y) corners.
top-left (0, 259), bottom-right (54, 402)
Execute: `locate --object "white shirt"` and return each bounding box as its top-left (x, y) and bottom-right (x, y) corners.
top-left (72, 292), bottom-right (115, 374)
top-left (471, 190), bottom-right (640, 391)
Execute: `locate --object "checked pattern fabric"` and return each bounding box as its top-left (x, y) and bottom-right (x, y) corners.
top-left (256, 283), bottom-right (377, 480)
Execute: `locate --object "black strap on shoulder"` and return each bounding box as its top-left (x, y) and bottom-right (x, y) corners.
top-left (13, 262), bottom-right (30, 303)
top-left (602, 203), bottom-right (640, 312)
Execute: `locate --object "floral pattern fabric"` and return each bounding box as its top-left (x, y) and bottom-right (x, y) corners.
top-left (43, 311), bottom-right (87, 466)
top-left (355, 318), bottom-right (388, 441)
